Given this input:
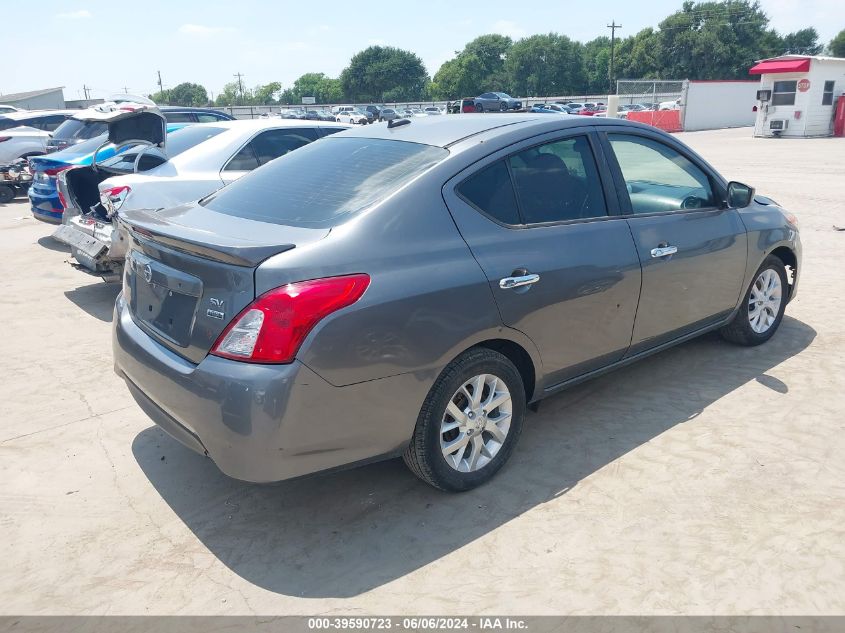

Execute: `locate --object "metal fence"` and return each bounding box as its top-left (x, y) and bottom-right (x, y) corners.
top-left (214, 94), bottom-right (620, 119)
top-left (615, 79), bottom-right (687, 109)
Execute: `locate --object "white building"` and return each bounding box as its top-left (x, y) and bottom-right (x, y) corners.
top-left (750, 55), bottom-right (845, 138)
top-left (0, 87), bottom-right (65, 110)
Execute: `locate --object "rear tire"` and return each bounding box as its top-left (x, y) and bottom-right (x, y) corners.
top-left (475, 104), bottom-right (484, 113)
top-left (0, 185), bottom-right (14, 204)
top-left (499, 102), bottom-right (507, 112)
top-left (403, 348), bottom-right (525, 492)
top-left (720, 255), bottom-right (788, 346)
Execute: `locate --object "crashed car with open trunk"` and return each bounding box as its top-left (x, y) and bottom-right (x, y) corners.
top-left (53, 103), bottom-right (169, 280)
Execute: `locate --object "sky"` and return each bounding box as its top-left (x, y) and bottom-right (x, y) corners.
top-left (1, 0), bottom-right (842, 100)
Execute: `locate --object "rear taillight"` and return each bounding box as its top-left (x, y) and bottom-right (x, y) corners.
top-left (0, 136), bottom-right (10, 143)
top-left (100, 185), bottom-right (131, 214)
top-left (211, 274), bottom-right (370, 364)
top-left (44, 165), bottom-right (73, 177)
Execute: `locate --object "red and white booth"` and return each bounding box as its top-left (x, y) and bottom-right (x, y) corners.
top-left (750, 55), bottom-right (845, 138)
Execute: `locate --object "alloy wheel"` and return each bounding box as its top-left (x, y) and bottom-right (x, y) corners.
top-left (439, 373), bottom-right (512, 472)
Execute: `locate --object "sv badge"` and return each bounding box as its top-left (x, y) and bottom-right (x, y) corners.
top-left (207, 297), bottom-right (225, 320)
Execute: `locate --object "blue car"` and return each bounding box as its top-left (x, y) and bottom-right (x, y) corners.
top-left (29, 123), bottom-right (187, 223)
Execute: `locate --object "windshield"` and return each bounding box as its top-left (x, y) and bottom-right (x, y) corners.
top-left (51, 119), bottom-right (107, 141)
top-left (202, 137), bottom-right (448, 228)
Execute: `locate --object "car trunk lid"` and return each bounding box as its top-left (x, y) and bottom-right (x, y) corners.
top-left (120, 203), bottom-right (330, 363)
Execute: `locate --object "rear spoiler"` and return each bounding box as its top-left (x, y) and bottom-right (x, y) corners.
top-left (117, 210), bottom-right (296, 268)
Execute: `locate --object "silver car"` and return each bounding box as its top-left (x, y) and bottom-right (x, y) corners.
top-left (113, 114), bottom-right (801, 491)
top-left (473, 92), bottom-right (523, 112)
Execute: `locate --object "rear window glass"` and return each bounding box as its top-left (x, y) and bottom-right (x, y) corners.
top-left (51, 119), bottom-right (107, 141)
top-left (163, 125), bottom-right (226, 157)
top-left (202, 137), bottom-right (447, 228)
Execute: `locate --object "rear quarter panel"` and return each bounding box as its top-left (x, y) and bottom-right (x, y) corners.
top-left (255, 181), bottom-right (542, 389)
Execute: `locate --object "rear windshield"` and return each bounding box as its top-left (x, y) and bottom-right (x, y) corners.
top-left (161, 125), bottom-right (226, 157)
top-left (51, 119), bottom-right (108, 141)
top-left (202, 137), bottom-right (447, 228)
top-left (99, 126), bottom-right (226, 171)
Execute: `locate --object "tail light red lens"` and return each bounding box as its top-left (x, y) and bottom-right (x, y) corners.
top-left (100, 185), bottom-right (131, 214)
top-left (211, 274), bottom-right (370, 364)
top-left (44, 165), bottom-right (73, 177)
top-left (0, 136), bottom-right (11, 143)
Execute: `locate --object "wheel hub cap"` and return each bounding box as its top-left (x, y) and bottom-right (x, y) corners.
top-left (747, 268), bottom-right (782, 334)
top-left (439, 373), bottom-right (513, 473)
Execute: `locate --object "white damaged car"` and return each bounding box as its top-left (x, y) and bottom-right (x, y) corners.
top-left (54, 106), bottom-right (348, 279)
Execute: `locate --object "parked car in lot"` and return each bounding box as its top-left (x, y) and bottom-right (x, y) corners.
top-left (336, 110), bottom-right (368, 125)
top-left (54, 116), bottom-right (348, 276)
top-left (379, 107), bottom-right (400, 122)
top-left (0, 126), bottom-right (53, 164)
top-left (473, 92), bottom-right (522, 112)
top-left (28, 122), bottom-right (190, 223)
top-left (0, 105), bottom-right (24, 115)
top-left (424, 106), bottom-right (442, 115)
top-left (46, 106), bottom-right (234, 154)
top-left (112, 114), bottom-right (801, 491)
top-left (530, 103), bottom-right (571, 114)
top-left (660, 98), bottom-right (682, 110)
top-left (0, 109), bottom-right (74, 133)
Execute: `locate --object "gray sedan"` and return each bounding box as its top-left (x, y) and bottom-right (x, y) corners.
top-left (474, 92), bottom-right (523, 112)
top-left (113, 114), bottom-right (800, 491)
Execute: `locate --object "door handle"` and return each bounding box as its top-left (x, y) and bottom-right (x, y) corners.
top-left (650, 245), bottom-right (678, 258)
top-left (499, 273), bottom-right (540, 289)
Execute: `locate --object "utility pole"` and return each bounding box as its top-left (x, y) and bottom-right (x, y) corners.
top-left (234, 72), bottom-right (245, 105)
top-left (607, 21), bottom-right (622, 94)
top-left (82, 84), bottom-right (90, 100)
top-left (157, 70), bottom-right (167, 103)
top-left (122, 86), bottom-right (129, 94)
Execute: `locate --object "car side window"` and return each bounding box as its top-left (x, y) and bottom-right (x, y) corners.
top-left (607, 133), bottom-right (715, 214)
top-left (457, 160), bottom-right (521, 225)
top-left (250, 128), bottom-right (319, 165)
top-left (224, 144), bottom-right (260, 171)
top-left (37, 115), bottom-right (68, 131)
top-left (508, 136), bottom-right (607, 223)
top-left (196, 113), bottom-right (223, 123)
top-left (163, 112), bottom-right (195, 123)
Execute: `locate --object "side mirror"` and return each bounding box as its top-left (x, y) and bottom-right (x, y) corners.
top-left (727, 181), bottom-right (755, 208)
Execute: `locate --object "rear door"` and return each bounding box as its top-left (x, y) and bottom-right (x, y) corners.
top-left (599, 129), bottom-right (748, 352)
top-left (220, 127), bottom-right (320, 184)
top-left (443, 129), bottom-right (642, 388)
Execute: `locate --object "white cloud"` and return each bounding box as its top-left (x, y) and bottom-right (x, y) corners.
top-left (491, 19), bottom-right (526, 40)
top-left (56, 9), bottom-right (91, 19)
top-left (178, 24), bottom-right (237, 37)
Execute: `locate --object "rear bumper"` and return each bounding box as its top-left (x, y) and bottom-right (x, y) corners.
top-left (112, 294), bottom-right (424, 482)
top-left (52, 216), bottom-right (124, 274)
top-left (29, 185), bottom-right (62, 223)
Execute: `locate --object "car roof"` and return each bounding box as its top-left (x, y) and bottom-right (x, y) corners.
top-left (338, 114), bottom-right (655, 149)
top-left (0, 109), bottom-right (74, 121)
top-left (176, 118), bottom-right (349, 132)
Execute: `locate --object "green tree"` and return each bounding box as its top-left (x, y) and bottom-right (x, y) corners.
top-left (164, 82), bottom-right (209, 106)
top-left (431, 34), bottom-right (512, 99)
top-left (279, 73), bottom-right (343, 104)
top-left (780, 28), bottom-right (822, 55)
top-left (252, 82), bottom-right (281, 105)
top-left (504, 34), bottom-right (585, 96)
top-left (582, 37), bottom-right (611, 93)
top-left (655, 1), bottom-right (781, 80)
top-left (828, 29), bottom-right (845, 57)
top-left (340, 46), bottom-right (429, 102)
top-left (214, 82), bottom-right (242, 106)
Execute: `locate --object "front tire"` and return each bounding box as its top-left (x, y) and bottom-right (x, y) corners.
top-left (720, 255), bottom-right (788, 346)
top-left (403, 348), bottom-right (525, 492)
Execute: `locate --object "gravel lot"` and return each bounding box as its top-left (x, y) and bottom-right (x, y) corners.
top-left (1, 126), bottom-right (843, 615)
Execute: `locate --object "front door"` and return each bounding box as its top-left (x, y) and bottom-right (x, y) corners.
top-left (443, 131), bottom-right (642, 388)
top-left (601, 131), bottom-right (748, 353)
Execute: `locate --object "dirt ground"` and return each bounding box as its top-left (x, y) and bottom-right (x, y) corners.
top-left (1, 126), bottom-right (843, 616)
